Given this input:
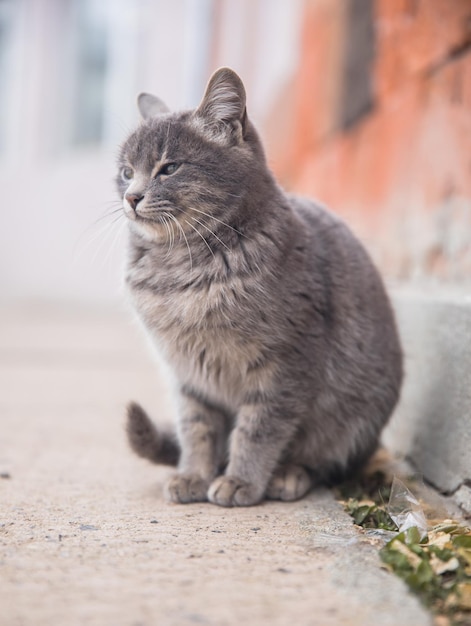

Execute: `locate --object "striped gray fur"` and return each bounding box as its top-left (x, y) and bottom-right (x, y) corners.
top-left (117, 68), bottom-right (403, 507)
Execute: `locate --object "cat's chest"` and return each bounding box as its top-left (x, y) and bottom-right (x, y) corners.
top-left (127, 239), bottom-right (263, 329)
top-left (169, 325), bottom-right (264, 406)
top-left (129, 266), bottom-right (240, 331)
top-left (128, 262), bottom-right (272, 408)
top-left (145, 292), bottom-right (267, 407)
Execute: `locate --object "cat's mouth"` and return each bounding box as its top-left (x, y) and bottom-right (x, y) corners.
top-left (133, 209), bottom-right (176, 225)
top-left (123, 201), bottom-right (184, 240)
top-left (124, 195), bottom-right (175, 217)
top-left (123, 200), bottom-right (168, 223)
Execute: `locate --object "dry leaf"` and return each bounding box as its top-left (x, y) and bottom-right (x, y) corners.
top-left (389, 539), bottom-right (422, 568)
top-left (430, 554), bottom-right (460, 576)
top-left (428, 532), bottom-right (452, 550)
top-left (456, 583), bottom-right (471, 610)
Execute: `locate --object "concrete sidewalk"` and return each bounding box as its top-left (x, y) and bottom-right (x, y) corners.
top-left (0, 304), bottom-right (432, 626)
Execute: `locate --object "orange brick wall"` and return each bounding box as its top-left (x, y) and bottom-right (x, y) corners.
top-left (266, 0), bottom-right (471, 282)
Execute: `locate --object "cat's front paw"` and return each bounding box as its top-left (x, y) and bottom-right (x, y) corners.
top-left (208, 475), bottom-right (263, 507)
top-left (165, 473), bottom-right (209, 504)
top-left (266, 464), bottom-right (312, 501)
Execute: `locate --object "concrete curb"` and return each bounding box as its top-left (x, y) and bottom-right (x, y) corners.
top-left (384, 289), bottom-right (471, 514)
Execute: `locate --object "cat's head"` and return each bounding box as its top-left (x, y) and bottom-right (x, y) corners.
top-left (117, 68), bottom-right (267, 240)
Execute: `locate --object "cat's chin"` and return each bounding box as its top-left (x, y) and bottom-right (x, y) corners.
top-left (128, 217), bottom-right (165, 241)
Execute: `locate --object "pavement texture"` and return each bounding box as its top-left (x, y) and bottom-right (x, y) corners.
top-left (0, 303), bottom-right (433, 626)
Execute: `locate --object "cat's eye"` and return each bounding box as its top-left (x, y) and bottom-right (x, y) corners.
top-left (158, 162), bottom-right (180, 176)
top-left (121, 166), bottom-right (134, 182)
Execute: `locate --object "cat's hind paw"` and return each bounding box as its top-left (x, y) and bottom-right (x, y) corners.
top-left (165, 473), bottom-right (209, 504)
top-left (208, 476), bottom-right (263, 507)
top-left (266, 464), bottom-right (312, 501)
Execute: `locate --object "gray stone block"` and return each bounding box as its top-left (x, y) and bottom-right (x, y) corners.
top-left (454, 484), bottom-right (471, 517)
top-left (383, 290), bottom-right (471, 498)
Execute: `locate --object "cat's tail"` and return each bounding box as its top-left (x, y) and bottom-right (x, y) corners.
top-left (126, 402), bottom-right (180, 466)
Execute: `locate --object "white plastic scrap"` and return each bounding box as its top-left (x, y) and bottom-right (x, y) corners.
top-left (387, 477), bottom-right (428, 540)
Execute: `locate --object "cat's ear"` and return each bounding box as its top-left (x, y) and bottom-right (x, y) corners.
top-left (195, 67), bottom-right (247, 129)
top-left (137, 93), bottom-right (169, 120)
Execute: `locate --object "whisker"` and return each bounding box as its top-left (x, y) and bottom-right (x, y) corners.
top-left (169, 212), bottom-right (176, 252)
top-left (75, 206), bottom-right (123, 253)
top-left (89, 212), bottom-right (126, 269)
top-left (100, 217), bottom-right (127, 269)
top-left (93, 207), bottom-right (123, 226)
top-left (163, 212), bottom-right (175, 258)
top-left (169, 214), bottom-right (193, 274)
top-left (73, 210), bottom-right (124, 265)
top-left (186, 205), bottom-right (248, 239)
top-left (158, 213), bottom-right (172, 257)
top-left (185, 219), bottom-right (216, 261)
top-left (190, 216), bottom-right (231, 252)
top-left (102, 199), bottom-right (124, 207)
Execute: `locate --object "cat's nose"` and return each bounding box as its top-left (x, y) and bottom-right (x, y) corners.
top-left (125, 193), bottom-right (144, 211)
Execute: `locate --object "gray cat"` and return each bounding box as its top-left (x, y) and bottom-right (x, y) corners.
top-left (117, 67), bottom-right (403, 507)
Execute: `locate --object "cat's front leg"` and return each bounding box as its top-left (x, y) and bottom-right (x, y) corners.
top-left (208, 402), bottom-right (297, 507)
top-left (166, 392), bottom-right (227, 504)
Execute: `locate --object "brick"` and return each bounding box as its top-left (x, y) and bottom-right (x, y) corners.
top-left (375, 0), bottom-right (471, 101)
top-left (267, 0), bottom-right (471, 283)
top-left (291, 0), bottom-right (345, 164)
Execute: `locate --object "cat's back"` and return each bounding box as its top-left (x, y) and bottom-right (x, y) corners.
top-left (288, 193), bottom-right (390, 307)
top-left (288, 193), bottom-right (365, 263)
top-left (287, 193), bottom-right (402, 380)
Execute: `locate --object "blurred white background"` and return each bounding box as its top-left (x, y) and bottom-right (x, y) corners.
top-left (0, 0), bottom-right (303, 305)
